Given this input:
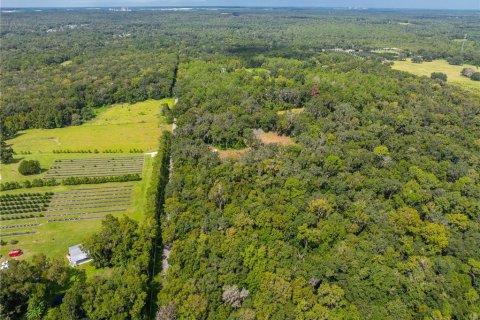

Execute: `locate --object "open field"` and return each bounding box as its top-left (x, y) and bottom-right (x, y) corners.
top-left (8, 122), bottom-right (166, 154)
top-left (392, 59), bottom-right (480, 93)
top-left (91, 98), bottom-right (174, 125)
top-left (5, 98), bottom-right (173, 155)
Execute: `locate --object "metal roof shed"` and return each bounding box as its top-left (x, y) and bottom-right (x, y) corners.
top-left (67, 244), bottom-right (92, 267)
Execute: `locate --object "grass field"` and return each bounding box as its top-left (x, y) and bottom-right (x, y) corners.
top-left (0, 98), bottom-right (169, 266)
top-left (392, 59), bottom-right (480, 93)
top-left (5, 98), bottom-right (173, 155)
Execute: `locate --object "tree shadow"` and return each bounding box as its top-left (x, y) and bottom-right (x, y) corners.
top-left (7, 132), bottom-right (26, 140)
top-left (7, 157), bottom-right (23, 164)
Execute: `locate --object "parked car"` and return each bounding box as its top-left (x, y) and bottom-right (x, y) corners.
top-left (8, 249), bottom-right (23, 257)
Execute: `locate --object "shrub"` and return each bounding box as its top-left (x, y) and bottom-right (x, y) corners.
top-left (411, 56), bottom-right (423, 63)
top-left (431, 72), bottom-right (447, 82)
top-left (10, 240), bottom-right (18, 245)
top-left (471, 72), bottom-right (480, 81)
top-left (18, 160), bottom-right (41, 175)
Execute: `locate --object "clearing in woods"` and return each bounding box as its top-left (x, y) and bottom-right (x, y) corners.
top-left (209, 146), bottom-right (251, 160)
top-left (253, 129), bottom-right (296, 146)
top-left (6, 98), bottom-right (174, 155)
top-left (392, 59), bottom-right (480, 93)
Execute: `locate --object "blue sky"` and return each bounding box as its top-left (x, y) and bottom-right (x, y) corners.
top-left (2, 0), bottom-right (479, 9)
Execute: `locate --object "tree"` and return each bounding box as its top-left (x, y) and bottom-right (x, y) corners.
top-left (156, 303), bottom-right (176, 320)
top-left (82, 214), bottom-right (140, 268)
top-left (222, 285), bottom-right (249, 309)
top-left (308, 198), bottom-right (335, 219)
top-left (0, 255), bottom-right (69, 319)
top-left (471, 72), bottom-right (480, 81)
top-left (431, 72), bottom-right (447, 82)
top-left (18, 160), bottom-right (41, 175)
top-left (0, 138), bottom-right (14, 163)
top-left (373, 145), bottom-right (390, 157)
top-left (447, 56), bottom-right (463, 65)
top-left (422, 223), bottom-right (448, 254)
top-left (411, 56), bottom-right (423, 63)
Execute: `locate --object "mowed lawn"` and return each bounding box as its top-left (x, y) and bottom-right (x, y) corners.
top-left (392, 59), bottom-right (480, 93)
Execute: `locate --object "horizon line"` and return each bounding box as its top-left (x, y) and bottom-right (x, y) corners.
top-left (1, 6), bottom-right (479, 11)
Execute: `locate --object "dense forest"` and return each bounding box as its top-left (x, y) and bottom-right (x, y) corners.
top-left (156, 54), bottom-right (480, 319)
top-left (1, 8), bottom-right (480, 138)
top-left (1, 7), bottom-right (480, 320)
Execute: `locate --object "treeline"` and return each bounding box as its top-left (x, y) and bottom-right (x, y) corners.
top-left (156, 54), bottom-right (480, 319)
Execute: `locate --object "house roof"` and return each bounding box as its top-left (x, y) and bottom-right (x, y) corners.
top-left (69, 244), bottom-right (88, 262)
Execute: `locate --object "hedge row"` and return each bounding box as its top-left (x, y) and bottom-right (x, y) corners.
top-left (0, 174), bottom-right (142, 191)
top-left (0, 179), bottom-right (59, 191)
top-left (62, 174), bottom-right (142, 185)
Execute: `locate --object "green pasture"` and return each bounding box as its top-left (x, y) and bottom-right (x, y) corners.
top-left (392, 59), bottom-right (480, 93)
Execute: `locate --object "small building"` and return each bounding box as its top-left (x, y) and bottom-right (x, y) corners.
top-left (67, 244), bottom-right (92, 267)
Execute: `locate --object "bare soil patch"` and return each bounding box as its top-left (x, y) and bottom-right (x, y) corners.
top-left (253, 129), bottom-right (295, 146)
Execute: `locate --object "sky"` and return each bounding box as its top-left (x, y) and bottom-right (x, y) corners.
top-left (1, 0), bottom-right (479, 9)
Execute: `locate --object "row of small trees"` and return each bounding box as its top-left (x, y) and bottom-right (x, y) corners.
top-left (0, 174), bottom-right (142, 191)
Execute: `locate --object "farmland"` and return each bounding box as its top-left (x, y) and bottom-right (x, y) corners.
top-left (0, 182), bottom-right (145, 260)
top-left (0, 97), bottom-right (170, 262)
top-left (1, 98), bottom-right (172, 182)
top-left (392, 59), bottom-right (480, 93)
top-left (44, 156), bottom-right (144, 179)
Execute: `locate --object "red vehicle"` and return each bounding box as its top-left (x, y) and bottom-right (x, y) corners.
top-left (8, 249), bottom-right (23, 257)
